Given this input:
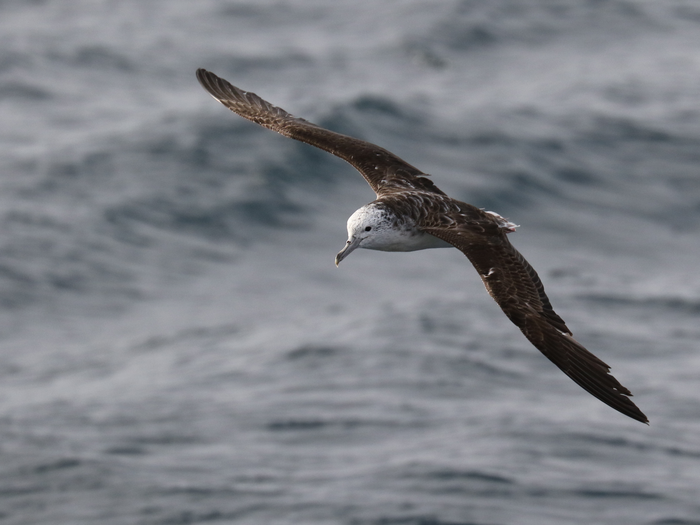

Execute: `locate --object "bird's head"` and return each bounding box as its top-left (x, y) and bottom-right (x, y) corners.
top-left (335, 204), bottom-right (389, 266)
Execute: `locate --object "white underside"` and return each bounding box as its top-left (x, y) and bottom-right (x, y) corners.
top-left (363, 229), bottom-right (451, 252)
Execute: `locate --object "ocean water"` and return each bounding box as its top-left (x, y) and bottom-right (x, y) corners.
top-left (1, 1), bottom-right (700, 523)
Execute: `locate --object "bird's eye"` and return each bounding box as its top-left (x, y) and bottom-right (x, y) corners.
top-left (365, 226), bottom-right (372, 231)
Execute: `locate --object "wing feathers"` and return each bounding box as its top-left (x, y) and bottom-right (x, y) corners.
top-left (424, 220), bottom-right (648, 424)
top-left (196, 68), bottom-right (430, 195)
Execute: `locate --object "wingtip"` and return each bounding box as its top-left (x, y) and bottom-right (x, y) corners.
top-left (195, 68), bottom-right (213, 88)
top-left (628, 407), bottom-right (650, 425)
top-left (195, 68), bottom-right (232, 104)
top-left (635, 405), bottom-right (650, 425)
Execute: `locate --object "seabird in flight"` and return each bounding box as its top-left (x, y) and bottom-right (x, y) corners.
top-left (196, 68), bottom-right (648, 424)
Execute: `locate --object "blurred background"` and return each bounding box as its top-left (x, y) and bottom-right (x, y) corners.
top-left (1, 1), bottom-right (699, 524)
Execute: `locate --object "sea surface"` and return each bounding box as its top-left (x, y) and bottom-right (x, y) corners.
top-left (1, 1), bottom-right (700, 524)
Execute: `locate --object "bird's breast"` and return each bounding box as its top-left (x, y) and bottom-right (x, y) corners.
top-left (364, 228), bottom-right (452, 252)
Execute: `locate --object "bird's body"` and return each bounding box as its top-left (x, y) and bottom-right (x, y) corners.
top-left (196, 68), bottom-right (648, 424)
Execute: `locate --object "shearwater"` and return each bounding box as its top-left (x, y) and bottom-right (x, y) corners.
top-left (196, 68), bottom-right (648, 424)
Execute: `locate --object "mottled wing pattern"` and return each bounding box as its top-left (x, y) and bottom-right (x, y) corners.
top-left (421, 204), bottom-right (648, 424)
top-left (196, 69), bottom-right (442, 196)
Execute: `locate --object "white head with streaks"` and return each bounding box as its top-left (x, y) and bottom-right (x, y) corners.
top-left (334, 203), bottom-right (395, 265)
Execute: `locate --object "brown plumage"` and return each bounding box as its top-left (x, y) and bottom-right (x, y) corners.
top-left (196, 68), bottom-right (648, 424)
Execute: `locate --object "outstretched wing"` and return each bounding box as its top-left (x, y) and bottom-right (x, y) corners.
top-left (196, 69), bottom-right (442, 196)
top-left (422, 206), bottom-right (648, 424)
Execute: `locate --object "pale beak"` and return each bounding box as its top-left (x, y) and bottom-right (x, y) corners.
top-left (335, 237), bottom-right (361, 266)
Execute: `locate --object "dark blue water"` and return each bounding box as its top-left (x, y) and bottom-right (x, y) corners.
top-left (1, 1), bottom-right (700, 524)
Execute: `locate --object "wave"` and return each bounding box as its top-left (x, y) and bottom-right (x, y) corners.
top-left (2, 83), bottom-right (698, 311)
